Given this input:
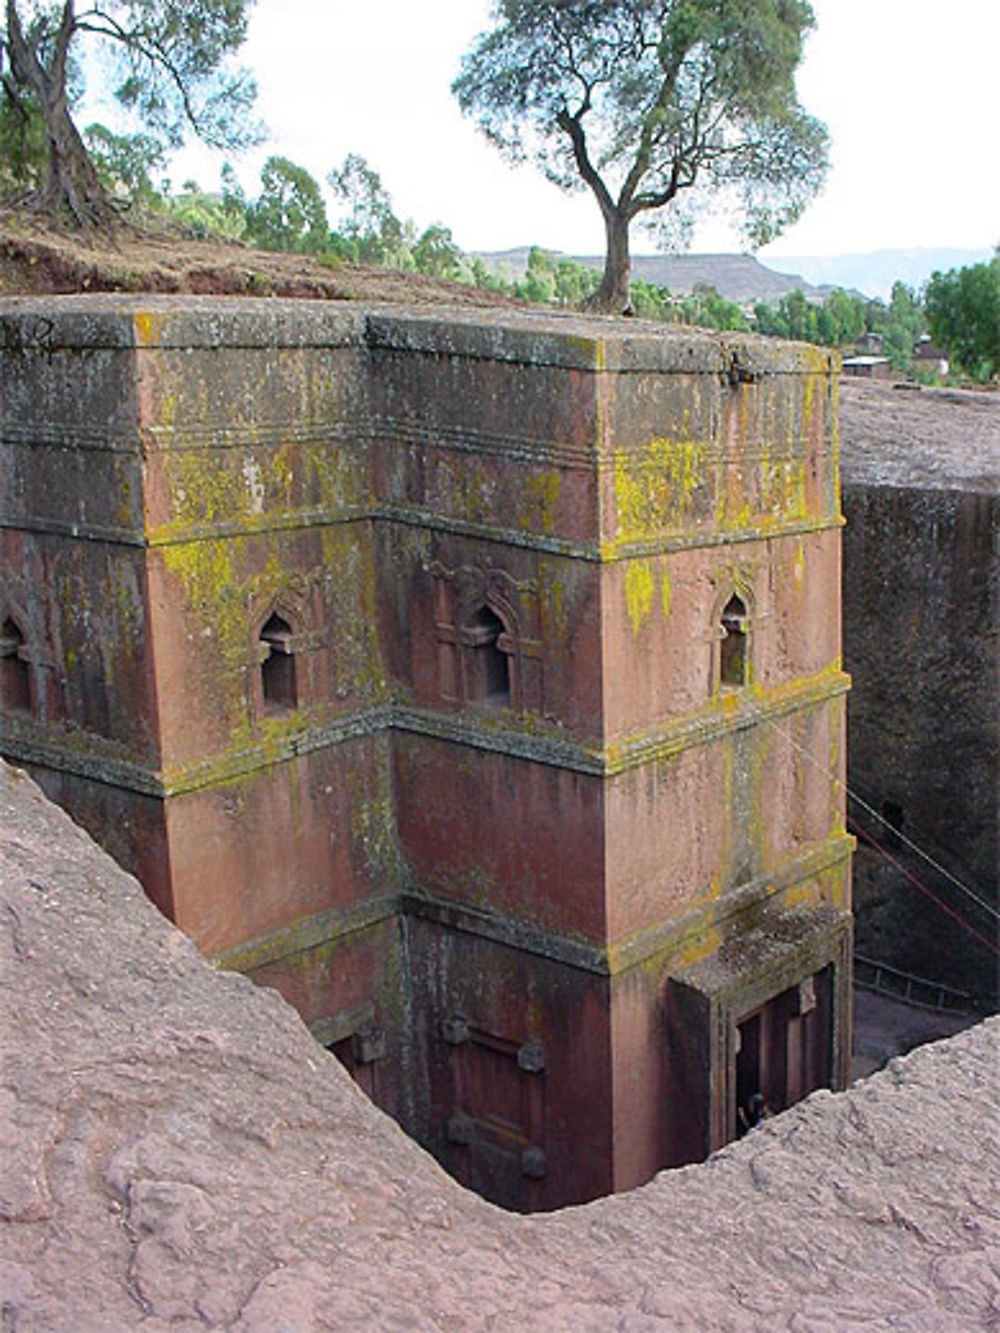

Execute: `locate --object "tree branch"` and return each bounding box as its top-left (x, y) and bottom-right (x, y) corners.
top-left (617, 33), bottom-right (692, 214)
top-left (556, 108), bottom-right (614, 218)
top-left (74, 11), bottom-right (206, 134)
top-left (49, 1), bottom-right (77, 96)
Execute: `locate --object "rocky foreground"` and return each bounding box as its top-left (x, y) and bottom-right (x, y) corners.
top-left (1, 760), bottom-right (998, 1331)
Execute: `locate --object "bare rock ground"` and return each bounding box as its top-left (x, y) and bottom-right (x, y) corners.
top-left (851, 988), bottom-right (979, 1081)
top-left (2, 759), bottom-right (999, 1331)
top-left (838, 378), bottom-right (1000, 492)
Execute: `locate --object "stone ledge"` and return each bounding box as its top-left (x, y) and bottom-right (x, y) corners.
top-left (0, 667), bottom-right (851, 796)
top-left (0, 293), bottom-right (835, 374)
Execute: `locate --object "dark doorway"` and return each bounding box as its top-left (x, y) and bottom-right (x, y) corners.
top-left (326, 1035), bottom-right (376, 1099)
top-left (735, 1012), bottom-right (761, 1132)
top-left (1, 618), bottom-right (31, 713)
top-left (734, 968), bottom-right (833, 1134)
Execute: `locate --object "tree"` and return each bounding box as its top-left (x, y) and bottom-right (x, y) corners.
top-left (84, 124), bottom-right (165, 206)
top-left (454, 0), bottom-right (828, 313)
top-left (1, 0), bottom-right (258, 228)
top-left (871, 281), bottom-right (924, 372)
top-left (925, 253), bottom-right (1000, 382)
top-left (245, 156), bottom-right (328, 253)
top-left (412, 223), bottom-right (465, 280)
top-left (328, 153), bottom-right (408, 264)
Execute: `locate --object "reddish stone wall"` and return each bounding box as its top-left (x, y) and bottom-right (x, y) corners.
top-left (0, 296), bottom-right (851, 1211)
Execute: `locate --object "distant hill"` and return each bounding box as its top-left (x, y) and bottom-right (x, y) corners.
top-left (476, 248), bottom-right (832, 304)
top-left (761, 248), bottom-right (996, 301)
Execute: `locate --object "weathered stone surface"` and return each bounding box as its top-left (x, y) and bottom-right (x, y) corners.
top-left (838, 380), bottom-right (999, 493)
top-left (1, 295), bottom-right (850, 1208)
top-left (3, 761), bottom-right (997, 1330)
top-left (839, 380), bottom-right (998, 1004)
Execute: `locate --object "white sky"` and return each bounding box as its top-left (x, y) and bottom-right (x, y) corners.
top-left (159, 0), bottom-right (999, 259)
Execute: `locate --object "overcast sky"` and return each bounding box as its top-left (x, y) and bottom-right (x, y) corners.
top-left (162, 0), bottom-right (999, 260)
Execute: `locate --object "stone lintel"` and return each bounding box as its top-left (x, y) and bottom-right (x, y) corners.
top-left (673, 903), bottom-right (852, 1010)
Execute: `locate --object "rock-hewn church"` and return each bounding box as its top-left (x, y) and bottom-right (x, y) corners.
top-left (0, 296), bottom-right (852, 1210)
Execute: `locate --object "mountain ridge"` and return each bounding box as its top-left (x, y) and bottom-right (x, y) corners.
top-left (476, 248), bottom-right (841, 304)
top-left (476, 245), bottom-right (996, 304)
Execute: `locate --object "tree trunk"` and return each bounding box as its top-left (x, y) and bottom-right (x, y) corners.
top-left (585, 208), bottom-right (632, 314)
top-left (37, 92), bottom-right (116, 230)
top-left (5, 0), bottom-right (116, 230)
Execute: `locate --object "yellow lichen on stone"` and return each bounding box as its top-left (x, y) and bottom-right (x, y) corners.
top-left (624, 560), bottom-right (655, 635)
top-left (133, 311), bottom-right (163, 348)
top-left (660, 567), bottom-right (672, 620)
top-left (159, 445), bottom-right (247, 533)
top-left (793, 539), bottom-right (806, 589)
top-left (320, 526), bottom-right (388, 702)
top-left (523, 470), bottom-right (561, 533)
top-left (611, 436), bottom-right (704, 551)
top-left (540, 564), bottom-right (571, 647)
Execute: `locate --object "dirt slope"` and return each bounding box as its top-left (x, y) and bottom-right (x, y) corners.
top-left (0, 209), bottom-right (517, 308)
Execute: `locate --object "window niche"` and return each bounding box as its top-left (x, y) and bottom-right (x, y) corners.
top-left (1, 618), bottom-right (31, 714)
top-left (461, 604), bottom-right (512, 706)
top-left (259, 612), bottom-right (298, 714)
top-left (718, 593), bottom-right (750, 690)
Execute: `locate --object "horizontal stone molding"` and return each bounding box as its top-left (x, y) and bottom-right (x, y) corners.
top-left (142, 417), bottom-right (367, 452)
top-left (1, 503), bottom-right (843, 558)
top-left (0, 732), bottom-right (165, 795)
top-left (1, 669), bottom-right (850, 797)
top-left (146, 506), bottom-right (371, 548)
top-left (204, 834), bottom-right (852, 982)
top-left (0, 425), bottom-right (142, 453)
top-left (400, 888), bottom-right (607, 973)
top-left (0, 516), bottom-right (148, 547)
top-left (211, 894), bottom-right (398, 973)
top-left (369, 414), bottom-right (598, 472)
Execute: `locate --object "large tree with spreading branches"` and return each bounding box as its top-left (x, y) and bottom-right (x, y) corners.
top-left (454, 0), bottom-right (829, 312)
top-left (1, 0), bottom-right (258, 228)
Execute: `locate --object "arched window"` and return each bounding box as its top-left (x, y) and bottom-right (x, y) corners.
top-left (259, 612), bottom-right (297, 713)
top-left (1, 618), bottom-right (31, 714)
top-left (463, 605), bottom-right (511, 706)
top-left (719, 594), bottom-right (749, 689)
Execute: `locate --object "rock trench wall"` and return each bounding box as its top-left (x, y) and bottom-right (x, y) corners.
top-left (842, 483), bottom-right (998, 1005)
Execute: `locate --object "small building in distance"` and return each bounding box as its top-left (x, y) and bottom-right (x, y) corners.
top-left (855, 332), bottom-right (884, 355)
top-left (841, 355), bottom-right (891, 380)
top-left (0, 296), bottom-right (852, 1212)
top-left (912, 335), bottom-right (950, 380)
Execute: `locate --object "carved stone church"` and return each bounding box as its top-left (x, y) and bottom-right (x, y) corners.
top-left (1, 295), bottom-right (852, 1210)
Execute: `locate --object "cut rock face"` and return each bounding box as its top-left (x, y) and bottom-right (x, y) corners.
top-left (2, 758), bottom-right (998, 1331)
